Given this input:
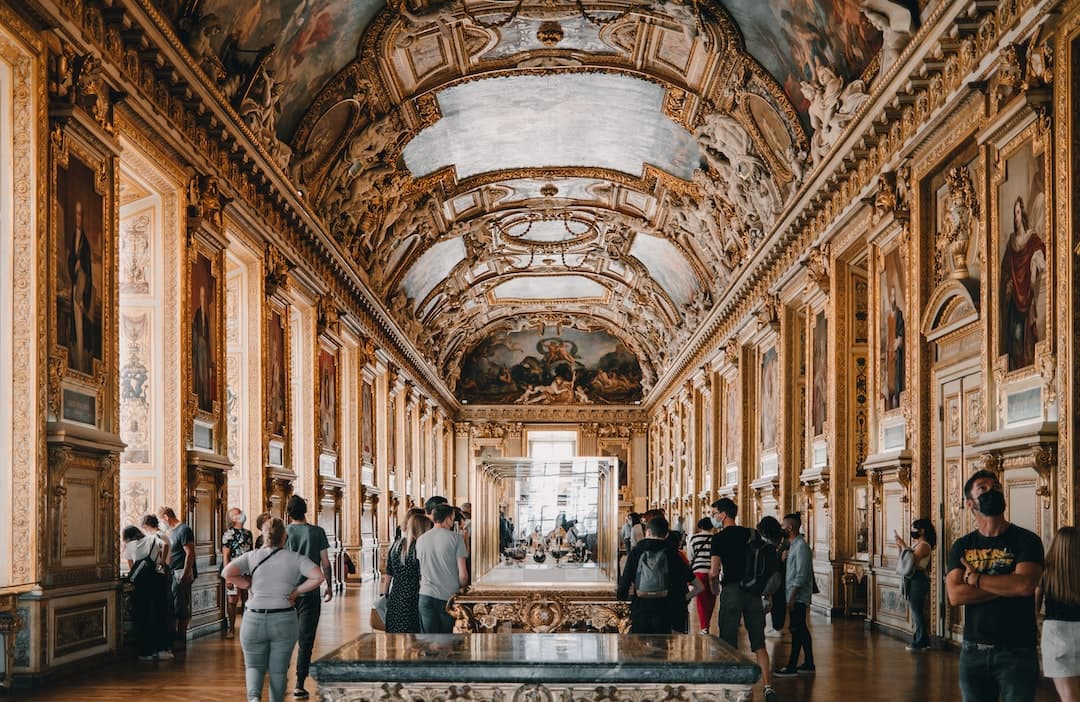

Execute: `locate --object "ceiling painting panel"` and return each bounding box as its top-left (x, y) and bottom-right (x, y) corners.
top-left (401, 73), bottom-right (701, 181)
top-left (399, 236), bottom-right (466, 306)
top-left (718, 0), bottom-right (881, 119)
top-left (491, 275), bottom-right (608, 302)
top-left (458, 326), bottom-right (643, 404)
top-left (629, 232), bottom-right (699, 306)
top-left (199, 0), bottom-right (381, 139)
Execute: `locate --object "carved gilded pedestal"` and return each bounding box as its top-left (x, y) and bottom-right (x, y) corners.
top-left (450, 590), bottom-right (630, 634)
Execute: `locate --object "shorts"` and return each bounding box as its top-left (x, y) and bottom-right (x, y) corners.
top-left (718, 585), bottom-right (766, 652)
top-left (1042, 619), bottom-right (1080, 678)
top-left (171, 572), bottom-right (192, 619)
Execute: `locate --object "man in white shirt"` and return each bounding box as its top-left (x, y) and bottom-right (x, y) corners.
top-left (415, 504), bottom-right (468, 633)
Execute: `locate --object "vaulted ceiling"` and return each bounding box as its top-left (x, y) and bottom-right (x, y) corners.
top-left (175, 0), bottom-right (890, 405)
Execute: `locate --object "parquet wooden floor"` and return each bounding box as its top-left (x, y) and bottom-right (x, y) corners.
top-left (9, 582), bottom-right (1059, 701)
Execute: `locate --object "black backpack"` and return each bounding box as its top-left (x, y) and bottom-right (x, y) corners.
top-left (634, 548), bottom-right (670, 598)
top-left (128, 540), bottom-right (160, 587)
top-left (738, 529), bottom-right (782, 596)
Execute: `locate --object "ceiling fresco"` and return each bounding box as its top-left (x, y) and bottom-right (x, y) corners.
top-left (401, 73), bottom-right (700, 181)
top-left (457, 326), bottom-right (644, 405)
top-left (170, 0), bottom-right (899, 405)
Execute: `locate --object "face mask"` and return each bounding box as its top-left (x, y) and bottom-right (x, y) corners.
top-left (910, 531), bottom-right (920, 540)
top-left (977, 490), bottom-right (1006, 516)
top-left (711, 517), bottom-right (724, 529)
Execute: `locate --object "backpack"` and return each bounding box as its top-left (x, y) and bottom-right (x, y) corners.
top-left (128, 540), bottom-right (160, 588)
top-left (738, 529), bottom-right (782, 596)
top-left (634, 548), bottom-right (670, 598)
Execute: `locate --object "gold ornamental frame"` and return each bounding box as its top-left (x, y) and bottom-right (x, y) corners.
top-left (48, 127), bottom-right (116, 431)
top-left (315, 337), bottom-right (342, 466)
top-left (184, 235), bottom-right (228, 456)
top-left (988, 116), bottom-right (1055, 386)
top-left (263, 296), bottom-right (293, 468)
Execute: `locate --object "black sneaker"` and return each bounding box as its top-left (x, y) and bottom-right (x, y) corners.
top-left (773, 666), bottom-right (799, 677)
top-left (293, 687), bottom-right (309, 699)
top-left (796, 663), bottom-right (816, 675)
top-left (763, 686), bottom-right (779, 702)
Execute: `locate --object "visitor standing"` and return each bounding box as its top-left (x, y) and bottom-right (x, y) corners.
top-left (688, 517), bottom-right (716, 634)
top-left (383, 513), bottom-right (433, 633)
top-left (223, 517), bottom-right (324, 702)
top-left (895, 518), bottom-right (936, 651)
top-left (756, 516), bottom-right (787, 639)
top-left (618, 515), bottom-right (700, 634)
top-left (415, 503), bottom-right (468, 633)
top-left (946, 470), bottom-right (1043, 702)
top-left (157, 506), bottom-right (196, 648)
top-left (774, 513), bottom-right (814, 676)
top-left (709, 498), bottom-right (779, 702)
top-left (122, 525), bottom-right (173, 661)
top-left (222, 507), bottom-right (254, 639)
top-left (1038, 526), bottom-right (1080, 702)
top-left (285, 495), bottom-right (333, 700)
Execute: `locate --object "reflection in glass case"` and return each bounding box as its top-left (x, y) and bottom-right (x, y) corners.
top-left (472, 458), bottom-right (619, 591)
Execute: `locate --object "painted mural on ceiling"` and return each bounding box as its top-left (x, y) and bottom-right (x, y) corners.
top-left (719, 0), bottom-right (882, 118)
top-left (198, 0), bottom-right (382, 138)
top-left (458, 327), bottom-right (643, 405)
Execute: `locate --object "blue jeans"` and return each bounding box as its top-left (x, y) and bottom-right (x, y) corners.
top-left (418, 594), bottom-right (454, 633)
top-left (958, 644), bottom-right (1038, 702)
top-left (239, 610), bottom-right (298, 702)
top-left (906, 571), bottom-right (930, 647)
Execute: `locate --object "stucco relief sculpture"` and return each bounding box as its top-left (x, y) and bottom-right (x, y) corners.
top-left (859, 0), bottom-right (915, 75)
top-left (694, 113), bottom-right (782, 228)
top-left (802, 60), bottom-right (870, 164)
top-left (237, 57), bottom-right (292, 171)
top-left (937, 166), bottom-right (980, 281)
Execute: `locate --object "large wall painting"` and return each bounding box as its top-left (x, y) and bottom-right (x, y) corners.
top-left (811, 310), bottom-right (828, 437)
top-left (361, 379), bottom-right (375, 465)
top-left (190, 253), bottom-right (217, 413)
top-left (318, 347), bottom-right (338, 453)
top-left (997, 140), bottom-right (1047, 372)
top-left (880, 247), bottom-right (905, 411)
top-left (56, 154), bottom-right (104, 376)
top-left (723, 376), bottom-right (740, 469)
top-left (267, 309), bottom-right (288, 438)
top-left (759, 346), bottom-right (778, 451)
top-left (456, 327), bottom-right (643, 404)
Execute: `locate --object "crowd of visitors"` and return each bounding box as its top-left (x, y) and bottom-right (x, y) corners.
top-left (115, 467), bottom-right (1080, 702)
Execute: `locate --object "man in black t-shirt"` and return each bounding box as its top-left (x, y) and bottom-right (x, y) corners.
top-left (709, 498), bottom-right (778, 702)
top-left (946, 470), bottom-right (1043, 702)
top-left (617, 516), bottom-right (700, 633)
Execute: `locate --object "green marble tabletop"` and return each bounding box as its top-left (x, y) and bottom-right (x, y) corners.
top-left (313, 633), bottom-right (761, 685)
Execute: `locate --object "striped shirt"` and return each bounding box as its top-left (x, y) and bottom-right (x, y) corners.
top-left (688, 532), bottom-right (713, 573)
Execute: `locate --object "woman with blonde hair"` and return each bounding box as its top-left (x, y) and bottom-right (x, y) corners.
top-left (222, 517), bottom-right (324, 702)
top-left (1039, 526), bottom-right (1080, 701)
top-left (381, 512), bottom-right (434, 632)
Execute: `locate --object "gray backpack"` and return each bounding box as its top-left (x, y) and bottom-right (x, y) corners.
top-left (634, 548), bottom-right (670, 598)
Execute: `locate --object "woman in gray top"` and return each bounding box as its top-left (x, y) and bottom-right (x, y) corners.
top-left (223, 517), bottom-right (324, 702)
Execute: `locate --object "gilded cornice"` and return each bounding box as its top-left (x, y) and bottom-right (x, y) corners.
top-left (645, 0), bottom-right (1054, 412)
top-left (33, 0), bottom-right (461, 412)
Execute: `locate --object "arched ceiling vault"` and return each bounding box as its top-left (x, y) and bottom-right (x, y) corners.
top-left (179, 0), bottom-right (890, 404)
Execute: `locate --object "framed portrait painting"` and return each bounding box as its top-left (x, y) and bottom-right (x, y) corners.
top-left (879, 247), bottom-right (906, 412)
top-left (759, 346), bottom-right (778, 452)
top-left (995, 135), bottom-right (1049, 373)
top-left (318, 347), bottom-right (338, 454)
top-left (361, 379), bottom-right (375, 465)
top-left (56, 152), bottom-right (105, 377)
top-left (190, 252), bottom-right (217, 414)
top-left (266, 307), bottom-right (288, 438)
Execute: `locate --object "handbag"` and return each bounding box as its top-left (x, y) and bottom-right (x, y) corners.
top-left (370, 594), bottom-right (388, 631)
top-left (896, 548), bottom-right (917, 578)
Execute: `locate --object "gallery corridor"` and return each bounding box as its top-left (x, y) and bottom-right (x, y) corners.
top-left (11, 582), bottom-right (1058, 702)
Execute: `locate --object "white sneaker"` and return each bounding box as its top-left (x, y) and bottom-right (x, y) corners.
top-left (157, 650), bottom-right (174, 660)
